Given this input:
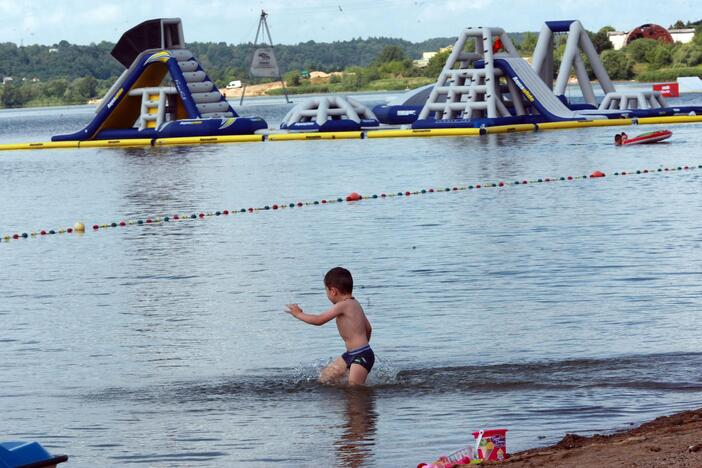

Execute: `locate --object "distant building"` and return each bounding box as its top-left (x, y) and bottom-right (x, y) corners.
top-left (413, 52), bottom-right (437, 68)
top-left (413, 46), bottom-right (452, 68)
top-left (2, 76), bottom-right (13, 85)
top-left (608, 24), bottom-right (695, 50)
top-left (670, 28), bottom-right (696, 43)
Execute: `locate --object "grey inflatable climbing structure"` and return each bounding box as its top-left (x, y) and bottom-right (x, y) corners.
top-left (280, 96), bottom-right (379, 132)
top-left (417, 27), bottom-right (523, 122)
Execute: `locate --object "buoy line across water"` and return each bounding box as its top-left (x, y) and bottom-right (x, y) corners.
top-left (2, 164), bottom-right (700, 244)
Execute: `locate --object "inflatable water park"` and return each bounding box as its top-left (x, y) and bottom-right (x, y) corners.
top-left (3, 18), bottom-right (702, 151)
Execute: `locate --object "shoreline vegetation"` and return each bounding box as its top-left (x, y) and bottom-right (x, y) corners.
top-left (1, 22), bottom-right (702, 109)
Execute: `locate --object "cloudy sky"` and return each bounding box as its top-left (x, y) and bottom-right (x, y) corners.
top-left (1, 0), bottom-right (699, 45)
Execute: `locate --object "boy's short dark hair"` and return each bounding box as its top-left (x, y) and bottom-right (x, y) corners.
top-left (324, 267), bottom-right (353, 294)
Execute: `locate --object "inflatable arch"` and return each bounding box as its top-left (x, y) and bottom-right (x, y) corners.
top-left (280, 96), bottom-right (379, 132)
top-left (532, 20), bottom-right (615, 106)
top-left (531, 20), bottom-right (671, 116)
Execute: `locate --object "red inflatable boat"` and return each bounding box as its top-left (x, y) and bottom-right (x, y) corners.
top-left (617, 129), bottom-right (672, 146)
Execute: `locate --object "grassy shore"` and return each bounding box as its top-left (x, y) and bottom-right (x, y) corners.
top-left (635, 66), bottom-right (702, 82)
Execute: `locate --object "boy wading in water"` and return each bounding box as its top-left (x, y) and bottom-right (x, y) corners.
top-left (286, 267), bottom-right (374, 385)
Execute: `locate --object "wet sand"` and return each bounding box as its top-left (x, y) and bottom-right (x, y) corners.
top-left (501, 407), bottom-right (702, 467)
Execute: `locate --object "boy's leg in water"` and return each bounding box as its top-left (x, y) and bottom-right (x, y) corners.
top-left (320, 356), bottom-right (347, 384)
top-left (348, 363), bottom-right (369, 385)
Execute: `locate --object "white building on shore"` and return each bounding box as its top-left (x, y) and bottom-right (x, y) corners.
top-left (413, 51), bottom-right (437, 68)
top-left (608, 27), bottom-right (695, 50)
top-left (413, 46), bottom-right (452, 68)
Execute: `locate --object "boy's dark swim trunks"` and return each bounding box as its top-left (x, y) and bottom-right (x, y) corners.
top-left (341, 344), bottom-right (375, 372)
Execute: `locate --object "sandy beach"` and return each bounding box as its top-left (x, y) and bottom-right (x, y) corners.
top-left (500, 407), bottom-right (702, 467)
top-left (220, 81), bottom-right (284, 98)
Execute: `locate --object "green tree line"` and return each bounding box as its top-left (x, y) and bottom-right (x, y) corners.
top-left (1, 22), bottom-right (702, 108)
top-left (0, 37), bottom-right (457, 85)
top-left (0, 36), bottom-right (459, 107)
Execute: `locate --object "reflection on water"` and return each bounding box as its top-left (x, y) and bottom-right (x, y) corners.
top-left (335, 388), bottom-right (377, 468)
top-left (117, 146), bottom-right (202, 214)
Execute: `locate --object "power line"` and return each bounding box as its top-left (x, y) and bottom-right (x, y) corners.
top-left (259, 0), bottom-right (432, 14)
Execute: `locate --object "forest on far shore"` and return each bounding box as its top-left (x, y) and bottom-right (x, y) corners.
top-left (0, 19), bottom-right (701, 108)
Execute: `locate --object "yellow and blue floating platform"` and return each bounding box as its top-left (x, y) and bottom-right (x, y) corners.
top-left (3, 115), bottom-right (702, 151)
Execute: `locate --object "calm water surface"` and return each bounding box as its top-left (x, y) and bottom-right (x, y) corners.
top-left (2, 95), bottom-right (702, 466)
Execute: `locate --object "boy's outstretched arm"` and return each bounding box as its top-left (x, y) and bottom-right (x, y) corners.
top-left (286, 303), bottom-right (342, 326)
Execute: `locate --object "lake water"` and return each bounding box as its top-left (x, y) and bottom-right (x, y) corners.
top-left (2, 93), bottom-right (702, 467)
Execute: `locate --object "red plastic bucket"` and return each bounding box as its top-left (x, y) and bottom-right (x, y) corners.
top-left (472, 429), bottom-right (508, 461)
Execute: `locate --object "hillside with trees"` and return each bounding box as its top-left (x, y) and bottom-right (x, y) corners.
top-left (1, 21), bottom-right (702, 108)
top-left (0, 36), bottom-right (458, 107)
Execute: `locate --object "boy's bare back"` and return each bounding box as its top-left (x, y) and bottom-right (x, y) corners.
top-left (333, 297), bottom-right (372, 351)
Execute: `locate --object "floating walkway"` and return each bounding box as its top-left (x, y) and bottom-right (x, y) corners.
top-left (3, 162), bottom-right (700, 244)
top-left (2, 115), bottom-right (702, 151)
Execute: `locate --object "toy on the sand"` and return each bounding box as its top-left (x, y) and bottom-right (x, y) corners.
top-left (419, 428), bottom-right (509, 467)
top-left (473, 429), bottom-right (508, 461)
top-left (417, 446), bottom-right (481, 468)
top-left (418, 446), bottom-right (483, 467)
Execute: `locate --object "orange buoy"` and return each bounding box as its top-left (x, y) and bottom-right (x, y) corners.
top-left (346, 192), bottom-right (362, 202)
top-left (590, 171), bottom-right (606, 178)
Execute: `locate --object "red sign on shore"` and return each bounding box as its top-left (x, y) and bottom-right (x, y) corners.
top-left (652, 82), bottom-right (679, 97)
